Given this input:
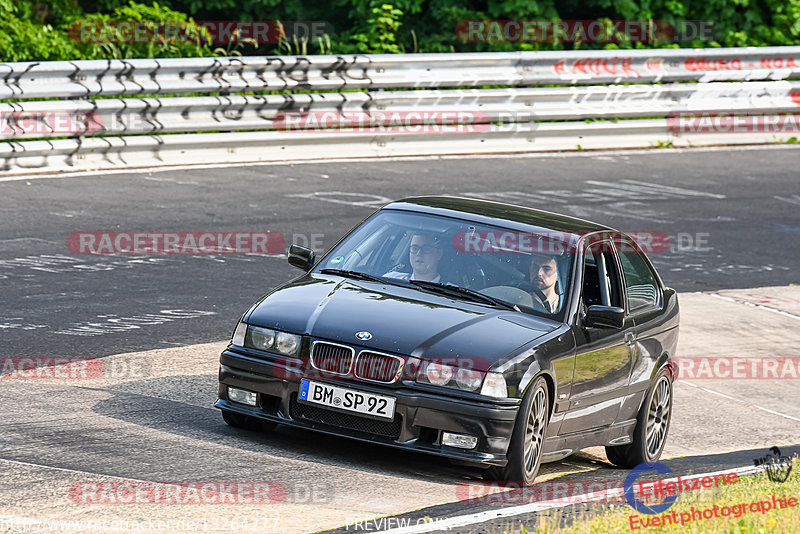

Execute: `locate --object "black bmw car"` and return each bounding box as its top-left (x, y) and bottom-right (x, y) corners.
top-left (215, 196), bottom-right (679, 484)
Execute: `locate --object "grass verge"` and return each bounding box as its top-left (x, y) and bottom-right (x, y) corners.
top-left (528, 457), bottom-right (799, 534)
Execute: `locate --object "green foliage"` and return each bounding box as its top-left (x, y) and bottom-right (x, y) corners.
top-left (70, 1), bottom-right (215, 59)
top-left (0, 0), bottom-right (215, 61)
top-left (349, 2), bottom-right (405, 53)
top-left (0, 0), bottom-right (82, 61)
top-left (1, 0), bottom-right (800, 61)
top-left (276, 33), bottom-right (334, 55)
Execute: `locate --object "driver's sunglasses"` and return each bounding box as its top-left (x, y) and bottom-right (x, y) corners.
top-left (409, 244), bottom-right (439, 255)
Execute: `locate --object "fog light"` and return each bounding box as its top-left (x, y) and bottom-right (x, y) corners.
top-left (442, 432), bottom-right (478, 449)
top-left (228, 386), bottom-right (257, 406)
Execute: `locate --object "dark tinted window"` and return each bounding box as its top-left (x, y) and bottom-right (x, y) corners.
top-left (582, 243), bottom-right (622, 308)
top-left (618, 243), bottom-right (659, 311)
top-left (315, 209), bottom-right (576, 319)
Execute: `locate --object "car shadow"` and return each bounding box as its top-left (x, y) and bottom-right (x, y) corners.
top-left (90, 374), bottom-right (606, 485)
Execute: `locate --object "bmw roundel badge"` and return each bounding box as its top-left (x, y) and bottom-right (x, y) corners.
top-left (355, 331), bottom-right (372, 341)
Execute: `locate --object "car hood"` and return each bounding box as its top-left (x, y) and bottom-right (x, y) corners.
top-left (245, 274), bottom-right (558, 370)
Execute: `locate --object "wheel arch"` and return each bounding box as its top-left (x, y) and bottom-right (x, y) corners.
top-left (654, 351), bottom-right (678, 382)
top-left (519, 370), bottom-right (556, 421)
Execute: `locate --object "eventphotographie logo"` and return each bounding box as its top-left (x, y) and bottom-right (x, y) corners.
top-left (625, 463), bottom-right (678, 515)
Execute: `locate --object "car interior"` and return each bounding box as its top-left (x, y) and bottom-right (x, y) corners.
top-left (369, 225), bottom-right (571, 316)
top-left (317, 208), bottom-right (581, 318)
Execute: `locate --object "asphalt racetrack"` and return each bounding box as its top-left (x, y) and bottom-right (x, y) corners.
top-left (1, 146), bottom-right (799, 533)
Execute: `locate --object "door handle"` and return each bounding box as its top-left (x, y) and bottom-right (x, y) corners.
top-left (624, 332), bottom-right (636, 346)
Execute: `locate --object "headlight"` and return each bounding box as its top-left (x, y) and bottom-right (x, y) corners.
top-left (275, 331), bottom-right (301, 356)
top-left (425, 362), bottom-right (453, 386)
top-left (418, 362), bottom-right (484, 392)
top-left (246, 326), bottom-right (276, 351)
top-left (455, 368), bottom-right (483, 391)
top-left (480, 372), bottom-right (507, 398)
top-left (240, 325), bottom-right (301, 356)
top-left (231, 321), bottom-right (248, 346)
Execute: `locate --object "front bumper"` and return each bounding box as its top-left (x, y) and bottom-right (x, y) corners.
top-left (215, 349), bottom-right (519, 466)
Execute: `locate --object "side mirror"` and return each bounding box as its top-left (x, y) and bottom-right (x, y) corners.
top-left (288, 245), bottom-right (315, 271)
top-left (585, 305), bottom-right (625, 329)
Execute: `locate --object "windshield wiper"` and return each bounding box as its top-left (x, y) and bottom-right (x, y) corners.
top-left (319, 269), bottom-right (387, 284)
top-left (409, 280), bottom-right (519, 311)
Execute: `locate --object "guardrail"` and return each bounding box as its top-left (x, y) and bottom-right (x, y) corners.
top-left (1, 46), bottom-right (799, 175)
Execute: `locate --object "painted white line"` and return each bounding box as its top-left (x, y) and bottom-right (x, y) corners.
top-left (286, 191), bottom-right (393, 208)
top-left (0, 457), bottom-right (154, 483)
top-left (755, 406), bottom-right (800, 423)
top-left (681, 381), bottom-right (739, 402)
top-left (774, 195), bottom-right (800, 207)
top-left (682, 381), bottom-right (800, 423)
top-left (374, 464), bottom-right (769, 534)
top-left (1, 144), bottom-right (798, 183)
top-left (710, 293), bottom-right (800, 321)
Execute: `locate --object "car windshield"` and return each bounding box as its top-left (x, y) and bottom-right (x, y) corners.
top-left (314, 209), bottom-right (575, 319)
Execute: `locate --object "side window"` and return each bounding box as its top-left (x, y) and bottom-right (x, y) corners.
top-left (384, 230), bottom-right (412, 269)
top-left (582, 243), bottom-right (622, 308)
top-left (618, 243), bottom-right (659, 312)
top-left (582, 252), bottom-right (602, 307)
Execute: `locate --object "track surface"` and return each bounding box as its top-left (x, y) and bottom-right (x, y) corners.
top-left (2, 147), bottom-right (799, 358)
top-left (1, 147), bottom-right (799, 533)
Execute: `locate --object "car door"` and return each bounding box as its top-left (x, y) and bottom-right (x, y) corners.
top-left (560, 238), bottom-right (636, 435)
top-left (615, 235), bottom-right (671, 423)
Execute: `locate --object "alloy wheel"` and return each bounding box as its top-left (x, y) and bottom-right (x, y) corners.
top-left (645, 376), bottom-right (671, 457)
top-left (523, 386), bottom-right (547, 475)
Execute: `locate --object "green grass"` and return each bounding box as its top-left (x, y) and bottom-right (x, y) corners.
top-left (528, 458), bottom-right (799, 534)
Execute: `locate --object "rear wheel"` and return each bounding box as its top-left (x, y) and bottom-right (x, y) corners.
top-left (221, 409), bottom-right (277, 432)
top-left (605, 369), bottom-right (672, 468)
top-left (493, 376), bottom-right (549, 484)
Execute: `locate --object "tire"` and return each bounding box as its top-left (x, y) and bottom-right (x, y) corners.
top-left (221, 409), bottom-right (277, 432)
top-left (605, 369), bottom-right (673, 468)
top-left (494, 376), bottom-right (549, 484)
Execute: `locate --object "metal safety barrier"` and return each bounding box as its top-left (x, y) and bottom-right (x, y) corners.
top-left (1, 46), bottom-right (799, 175)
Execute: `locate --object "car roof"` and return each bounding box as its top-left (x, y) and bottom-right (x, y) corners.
top-left (384, 196), bottom-right (615, 237)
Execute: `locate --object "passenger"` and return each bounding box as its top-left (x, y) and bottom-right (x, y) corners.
top-left (384, 232), bottom-right (443, 282)
top-left (529, 253), bottom-right (560, 313)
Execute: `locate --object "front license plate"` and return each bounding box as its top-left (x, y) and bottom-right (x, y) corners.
top-left (298, 379), bottom-right (396, 421)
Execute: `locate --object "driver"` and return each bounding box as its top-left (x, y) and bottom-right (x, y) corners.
top-left (529, 253), bottom-right (560, 313)
top-left (384, 232), bottom-right (443, 282)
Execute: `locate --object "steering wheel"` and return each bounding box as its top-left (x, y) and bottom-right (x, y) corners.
top-left (506, 280), bottom-right (550, 313)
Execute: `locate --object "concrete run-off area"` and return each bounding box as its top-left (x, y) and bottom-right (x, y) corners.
top-left (0, 286), bottom-right (798, 533)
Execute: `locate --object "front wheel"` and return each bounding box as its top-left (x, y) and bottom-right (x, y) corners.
top-left (606, 369), bottom-right (673, 468)
top-left (494, 376), bottom-right (549, 484)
